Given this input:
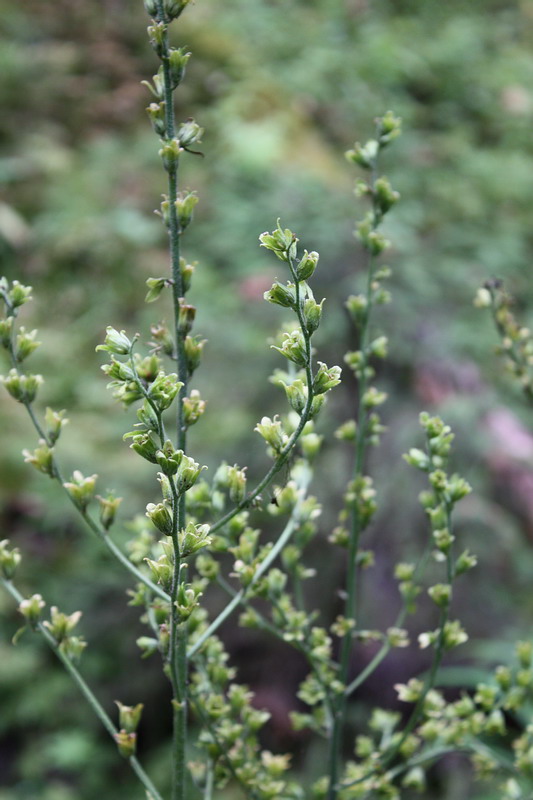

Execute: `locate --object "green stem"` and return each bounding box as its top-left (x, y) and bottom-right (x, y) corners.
top-left (327, 159), bottom-right (380, 800)
top-left (1, 578), bottom-right (164, 800)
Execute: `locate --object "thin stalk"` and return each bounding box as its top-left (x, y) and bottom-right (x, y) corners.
top-left (327, 159), bottom-right (380, 800)
top-left (210, 254), bottom-right (315, 536)
top-left (2, 578), bottom-right (163, 800)
top-left (5, 308), bottom-right (168, 601)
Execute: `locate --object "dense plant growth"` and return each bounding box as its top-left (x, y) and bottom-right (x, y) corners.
top-left (2, 1), bottom-right (533, 799)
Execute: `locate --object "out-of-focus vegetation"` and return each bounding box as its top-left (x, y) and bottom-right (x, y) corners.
top-left (1, 0), bottom-right (533, 797)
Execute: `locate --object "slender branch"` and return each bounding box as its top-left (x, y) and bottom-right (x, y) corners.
top-left (1, 578), bottom-right (164, 800)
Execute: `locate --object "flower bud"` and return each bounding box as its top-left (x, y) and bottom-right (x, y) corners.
top-left (184, 335), bottom-right (206, 376)
top-left (145, 554), bottom-right (173, 589)
top-left (126, 431), bottom-right (159, 463)
top-left (44, 407), bottom-right (68, 445)
top-left (97, 493), bottom-right (122, 530)
top-left (345, 293), bottom-right (368, 323)
top-left (296, 250), bottom-right (319, 281)
top-left (63, 471), bottom-right (97, 511)
top-left (428, 583), bottom-right (452, 608)
top-left (376, 110), bottom-right (402, 146)
top-left (15, 327), bottom-right (41, 362)
top-left (176, 455), bottom-right (206, 494)
top-left (175, 583), bottom-right (202, 621)
top-left (155, 441), bottom-right (183, 475)
top-left (145, 276), bottom-right (169, 303)
top-left (0, 316), bottom-right (13, 348)
top-left (271, 330), bottom-right (307, 366)
top-left (178, 301), bottom-right (196, 335)
top-left (455, 549), bottom-right (477, 575)
top-left (254, 415), bottom-right (286, 453)
top-left (183, 389), bottom-right (206, 427)
top-left (147, 22), bottom-right (166, 57)
top-left (362, 386), bottom-right (387, 408)
top-left (159, 138), bottom-right (182, 171)
top-left (312, 362), bottom-right (342, 395)
top-left (115, 701), bottom-right (144, 734)
top-left (148, 371), bottom-right (182, 410)
top-left (303, 297), bottom-right (324, 335)
top-left (136, 636), bottom-right (159, 658)
top-left (163, 0), bottom-right (192, 22)
top-left (146, 502), bottom-right (174, 535)
top-left (345, 139), bottom-right (378, 169)
top-left (179, 521), bottom-right (212, 556)
top-left (19, 594), bottom-right (45, 626)
top-left (143, 0), bottom-right (158, 15)
top-left (96, 326), bottom-right (132, 355)
top-left (259, 220), bottom-right (298, 262)
top-left (114, 730), bottom-right (137, 758)
top-left (374, 176), bottom-right (400, 214)
top-left (282, 379), bottom-right (307, 414)
top-left (264, 282), bottom-right (296, 308)
top-left (1, 369), bottom-right (43, 403)
top-left (0, 540), bottom-right (21, 579)
top-left (43, 606), bottom-right (82, 643)
top-left (176, 119), bottom-right (203, 149)
top-left (7, 280), bottom-right (33, 309)
top-left (228, 465), bottom-right (247, 504)
top-left (175, 191), bottom-right (199, 230)
top-left (23, 441), bottom-right (55, 477)
top-left (168, 47), bottom-right (191, 87)
top-left (59, 635), bottom-right (87, 663)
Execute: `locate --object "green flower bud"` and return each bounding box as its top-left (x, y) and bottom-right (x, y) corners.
top-left (387, 627), bottom-right (409, 648)
top-left (175, 191), bottom-right (199, 230)
top-left (228, 465), bottom-right (247, 504)
top-left (136, 636), bottom-right (159, 658)
top-left (143, 0), bottom-right (158, 16)
top-left (264, 281), bottom-right (296, 308)
top-left (281, 378), bottom-right (307, 413)
top-left (146, 502), bottom-right (173, 535)
top-left (59, 635), bottom-right (87, 663)
top-left (145, 276), bottom-right (169, 303)
top-left (374, 176), bottom-right (400, 214)
top-left (175, 583), bottom-right (202, 621)
top-left (176, 119), bottom-right (203, 149)
top-left (303, 297), bottom-right (324, 335)
top-left (149, 322), bottom-right (174, 357)
top-left (368, 335), bottom-right (388, 359)
top-left (362, 386), bottom-right (387, 408)
top-left (168, 47), bottom-right (191, 87)
top-left (148, 371), bottom-right (183, 410)
top-left (455, 549), bottom-right (477, 575)
top-left (403, 448), bottom-right (430, 471)
top-left (447, 474), bottom-right (472, 502)
top-left (0, 540), bottom-right (21, 579)
top-left (179, 521), bottom-right (212, 557)
top-left (6, 280), bottom-right (33, 309)
top-left (178, 301), bottom-right (196, 335)
top-left (159, 138), bottom-right (182, 171)
top-left (147, 22), bottom-right (165, 57)
top-left (376, 110), bottom-right (402, 146)
top-left (126, 431), bottom-right (159, 463)
top-left (43, 606), bottom-right (82, 643)
top-left (474, 287), bottom-right (492, 308)
top-left (96, 493), bottom-right (122, 530)
top-left (433, 528), bottom-right (455, 553)
top-left (96, 326), bottom-right (132, 355)
top-left (115, 701), bottom-right (144, 734)
top-left (345, 139), bottom-right (378, 169)
top-left (196, 553), bottom-right (219, 580)
top-left (402, 767), bottom-right (425, 791)
top-left (272, 329), bottom-right (307, 366)
top-left (259, 220), bottom-right (298, 262)
top-left (23, 441), bottom-right (55, 477)
top-left (184, 335), bottom-right (206, 376)
top-left (44, 407), bottom-right (68, 445)
top-left (15, 327), bottom-right (41, 362)
top-left (428, 583), bottom-right (452, 608)
top-left (63, 471), bottom-right (98, 511)
top-left (176, 455), bottom-right (206, 494)
top-left (179, 257), bottom-right (195, 292)
top-left (254, 415), bottom-right (286, 452)
top-left (0, 316), bottom-right (14, 348)
top-left (163, 0), bottom-right (192, 22)
top-left (345, 293), bottom-right (368, 324)
top-left (312, 362), bottom-right (342, 395)
top-left (183, 389), bottom-right (206, 427)
top-left (356, 218), bottom-right (390, 255)
top-left (1, 369), bottom-right (43, 403)
top-left (157, 472), bottom-right (173, 504)
top-left (114, 730), bottom-right (137, 758)
top-left (516, 640), bottom-right (532, 668)
top-left (19, 593), bottom-right (45, 626)
top-left (335, 420), bottom-right (357, 441)
top-left (145, 554), bottom-right (173, 589)
top-left (296, 250), bottom-right (319, 281)
top-left (155, 442), bottom-right (184, 476)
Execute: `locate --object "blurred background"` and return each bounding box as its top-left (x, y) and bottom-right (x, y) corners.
top-left (1, 0), bottom-right (533, 797)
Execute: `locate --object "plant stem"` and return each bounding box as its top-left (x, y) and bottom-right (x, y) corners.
top-left (1, 578), bottom-right (164, 800)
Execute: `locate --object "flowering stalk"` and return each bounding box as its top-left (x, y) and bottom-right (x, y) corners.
top-left (326, 112), bottom-right (401, 800)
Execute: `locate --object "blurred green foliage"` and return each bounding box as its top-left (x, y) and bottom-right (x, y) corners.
top-left (2, 0), bottom-right (533, 796)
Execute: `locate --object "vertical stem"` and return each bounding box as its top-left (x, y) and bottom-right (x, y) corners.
top-left (154, 3), bottom-right (189, 797)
